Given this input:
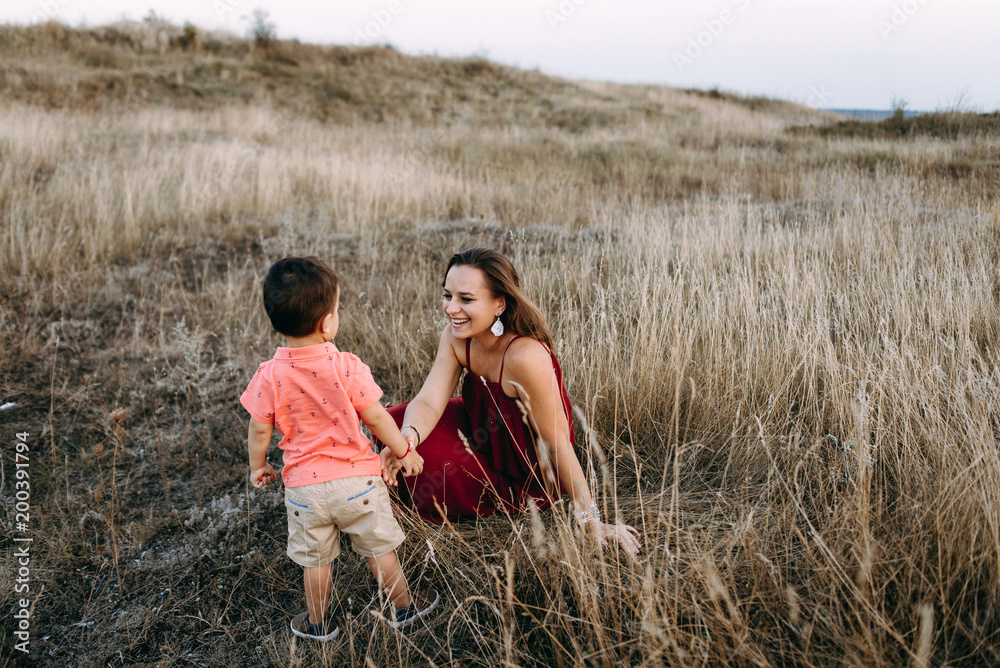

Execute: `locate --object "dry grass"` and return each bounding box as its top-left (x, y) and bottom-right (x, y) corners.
top-left (1, 22), bottom-right (999, 667)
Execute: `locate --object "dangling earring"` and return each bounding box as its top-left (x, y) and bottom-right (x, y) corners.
top-left (491, 315), bottom-right (504, 337)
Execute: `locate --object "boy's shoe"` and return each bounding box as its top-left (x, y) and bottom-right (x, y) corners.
top-left (388, 590), bottom-right (440, 630)
top-left (290, 612), bottom-right (340, 641)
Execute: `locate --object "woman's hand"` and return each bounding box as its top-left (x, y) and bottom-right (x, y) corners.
top-left (591, 520), bottom-right (642, 555)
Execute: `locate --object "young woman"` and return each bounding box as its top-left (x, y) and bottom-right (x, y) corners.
top-left (383, 248), bottom-right (641, 554)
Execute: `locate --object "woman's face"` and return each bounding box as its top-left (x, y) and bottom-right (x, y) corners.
top-left (442, 265), bottom-right (504, 338)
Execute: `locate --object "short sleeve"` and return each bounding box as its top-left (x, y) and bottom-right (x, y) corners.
top-left (240, 363), bottom-right (276, 424)
top-left (345, 355), bottom-right (383, 412)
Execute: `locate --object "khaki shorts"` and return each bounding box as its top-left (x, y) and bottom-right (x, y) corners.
top-left (285, 476), bottom-right (405, 567)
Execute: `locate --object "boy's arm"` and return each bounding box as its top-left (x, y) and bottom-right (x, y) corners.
top-left (359, 403), bottom-right (423, 477)
top-left (248, 417), bottom-right (278, 488)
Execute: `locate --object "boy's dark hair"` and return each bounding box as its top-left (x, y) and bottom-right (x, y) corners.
top-left (263, 257), bottom-right (340, 337)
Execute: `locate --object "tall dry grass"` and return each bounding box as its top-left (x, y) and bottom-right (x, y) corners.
top-left (1, 31), bottom-right (999, 666)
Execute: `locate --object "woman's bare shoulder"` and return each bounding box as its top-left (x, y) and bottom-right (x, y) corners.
top-left (436, 323), bottom-right (465, 366)
top-left (504, 337), bottom-right (556, 379)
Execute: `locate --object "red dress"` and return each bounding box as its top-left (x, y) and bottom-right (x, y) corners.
top-left (387, 336), bottom-right (575, 522)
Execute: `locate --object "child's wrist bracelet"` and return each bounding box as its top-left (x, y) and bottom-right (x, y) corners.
top-left (401, 424), bottom-right (421, 445)
top-left (400, 443), bottom-right (414, 458)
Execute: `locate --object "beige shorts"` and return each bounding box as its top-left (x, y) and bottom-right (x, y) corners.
top-left (285, 475), bottom-right (405, 567)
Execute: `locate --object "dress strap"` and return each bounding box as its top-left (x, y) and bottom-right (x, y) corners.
top-left (498, 336), bottom-right (522, 385)
top-left (464, 338), bottom-right (472, 371)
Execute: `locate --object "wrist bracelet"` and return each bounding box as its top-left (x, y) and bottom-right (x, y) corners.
top-left (575, 502), bottom-right (601, 526)
top-left (400, 442), bottom-right (414, 458)
top-left (401, 424), bottom-right (421, 446)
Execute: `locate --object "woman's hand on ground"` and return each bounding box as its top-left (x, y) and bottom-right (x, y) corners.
top-left (593, 521), bottom-right (642, 555)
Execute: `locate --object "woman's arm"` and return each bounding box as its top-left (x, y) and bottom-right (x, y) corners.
top-left (399, 325), bottom-right (464, 449)
top-left (505, 341), bottom-right (641, 554)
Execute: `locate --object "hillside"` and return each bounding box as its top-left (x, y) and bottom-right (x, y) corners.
top-left (1, 20), bottom-right (999, 668)
top-left (0, 20), bottom-right (822, 127)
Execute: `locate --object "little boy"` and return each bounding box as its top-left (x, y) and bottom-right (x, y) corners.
top-left (240, 256), bottom-right (437, 641)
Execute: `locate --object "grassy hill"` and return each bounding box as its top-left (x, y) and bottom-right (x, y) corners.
top-left (1, 21), bottom-right (999, 668)
top-left (0, 20), bottom-right (813, 128)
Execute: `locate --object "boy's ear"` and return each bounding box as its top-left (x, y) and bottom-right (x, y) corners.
top-left (320, 312), bottom-right (334, 334)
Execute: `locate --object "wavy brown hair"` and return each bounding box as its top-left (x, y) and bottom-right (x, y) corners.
top-left (445, 248), bottom-right (554, 349)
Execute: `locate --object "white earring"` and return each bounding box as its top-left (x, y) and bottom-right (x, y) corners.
top-left (491, 316), bottom-right (504, 337)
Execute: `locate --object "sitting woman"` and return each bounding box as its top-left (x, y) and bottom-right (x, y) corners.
top-left (382, 248), bottom-right (640, 553)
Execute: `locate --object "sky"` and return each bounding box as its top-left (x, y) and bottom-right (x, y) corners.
top-left (5, 0), bottom-right (999, 111)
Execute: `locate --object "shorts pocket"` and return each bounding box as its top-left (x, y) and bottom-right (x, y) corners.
top-left (285, 494), bottom-right (315, 529)
top-left (336, 478), bottom-right (380, 534)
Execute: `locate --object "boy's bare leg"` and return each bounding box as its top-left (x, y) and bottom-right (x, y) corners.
top-left (367, 552), bottom-right (413, 609)
top-left (303, 565), bottom-right (332, 625)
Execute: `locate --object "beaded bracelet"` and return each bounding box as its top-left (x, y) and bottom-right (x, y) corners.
top-left (575, 502), bottom-right (601, 526)
top-left (401, 424), bottom-right (422, 446)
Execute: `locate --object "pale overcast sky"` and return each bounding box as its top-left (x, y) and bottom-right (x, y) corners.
top-left (6, 0), bottom-right (999, 111)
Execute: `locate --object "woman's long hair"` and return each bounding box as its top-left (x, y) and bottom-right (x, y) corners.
top-left (445, 248), bottom-right (554, 349)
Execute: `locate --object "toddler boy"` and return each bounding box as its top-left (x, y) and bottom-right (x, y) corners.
top-left (241, 256), bottom-right (437, 641)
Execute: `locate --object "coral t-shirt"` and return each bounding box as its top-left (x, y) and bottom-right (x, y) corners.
top-left (240, 342), bottom-right (383, 487)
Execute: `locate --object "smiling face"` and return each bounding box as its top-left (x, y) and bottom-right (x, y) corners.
top-left (442, 265), bottom-right (505, 339)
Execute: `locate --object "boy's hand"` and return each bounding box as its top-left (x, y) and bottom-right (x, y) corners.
top-left (379, 448), bottom-right (399, 486)
top-left (396, 449), bottom-right (424, 477)
top-left (250, 463), bottom-right (278, 488)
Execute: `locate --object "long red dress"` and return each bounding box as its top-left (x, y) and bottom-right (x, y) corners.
top-left (386, 336), bottom-right (575, 522)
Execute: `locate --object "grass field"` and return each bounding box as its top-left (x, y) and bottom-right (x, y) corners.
top-left (1, 21), bottom-right (999, 667)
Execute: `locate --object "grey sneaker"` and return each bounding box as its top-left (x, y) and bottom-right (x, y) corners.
top-left (388, 590), bottom-right (440, 630)
top-left (290, 612), bottom-right (340, 641)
